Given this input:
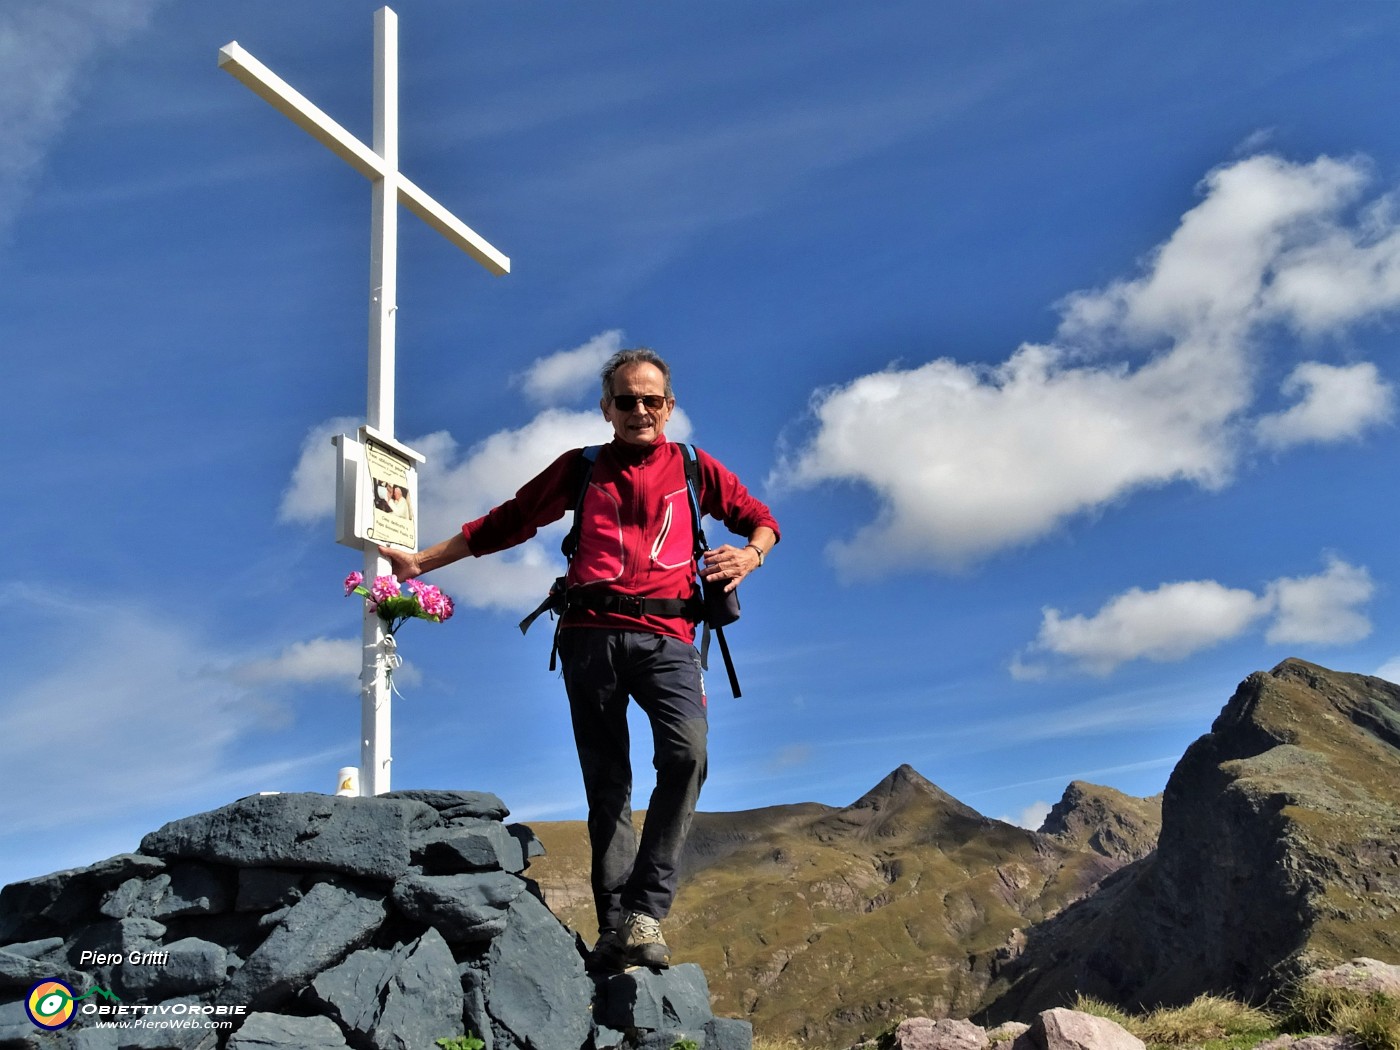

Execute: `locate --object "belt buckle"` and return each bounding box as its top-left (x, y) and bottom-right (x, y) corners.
top-left (618, 594), bottom-right (644, 617)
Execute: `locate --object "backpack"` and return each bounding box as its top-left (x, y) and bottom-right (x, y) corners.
top-left (518, 442), bottom-right (743, 697)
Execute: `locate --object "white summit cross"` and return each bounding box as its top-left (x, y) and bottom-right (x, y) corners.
top-left (219, 8), bottom-right (509, 796)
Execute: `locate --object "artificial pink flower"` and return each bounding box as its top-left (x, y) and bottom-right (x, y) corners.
top-left (344, 570), bottom-right (365, 596)
top-left (370, 575), bottom-right (401, 604)
top-left (417, 584), bottom-right (449, 620)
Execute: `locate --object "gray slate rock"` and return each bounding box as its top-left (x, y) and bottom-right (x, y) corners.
top-left (99, 865), bottom-right (228, 922)
top-left (383, 789), bottom-right (509, 822)
top-left (0, 949), bottom-right (59, 991)
top-left (705, 1017), bottom-right (754, 1050)
top-left (234, 870), bottom-right (305, 914)
top-left (458, 962), bottom-right (495, 1050)
top-left (225, 1012), bottom-right (349, 1049)
top-left (0, 854), bottom-right (166, 943)
top-left (412, 820), bottom-right (525, 875)
top-left (0, 997), bottom-right (42, 1050)
top-left (219, 881), bottom-right (386, 1012)
top-left (310, 929), bottom-right (462, 1050)
top-left (508, 825), bottom-right (545, 863)
top-left (595, 963), bottom-right (714, 1034)
top-left (139, 795), bottom-right (437, 880)
top-left (390, 872), bottom-right (525, 943)
top-left (484, 891), bottom-right (592, 1050)
top-left (66, 917), bottom-right (166, 995)
top-left (121, 937), bottom-right (228, 1000)
top-left (0, 938), bottom-right (66, 992)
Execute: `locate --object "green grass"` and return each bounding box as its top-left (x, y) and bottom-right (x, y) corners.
top-left (1284, 983), bottom-right (1400, 1050)
top-left (1068, 987), bottom-right (1400, 1050)
top-left (1072, 993), bottom-right (1278, 1050)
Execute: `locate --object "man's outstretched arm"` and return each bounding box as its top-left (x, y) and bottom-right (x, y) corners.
top-left (378, 533), bottom-right (473, 582)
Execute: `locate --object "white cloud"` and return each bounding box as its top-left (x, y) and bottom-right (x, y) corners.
top-left (278, 415), bottom-right (358, 525)
top-left (516, 329), bottom-right (624, 405)
top-left (0, 1), bottom-right (163, 239)
top-left (1374, 657), bottom-right (1400, 687)
top-left (1018, 555), bottom-right (1374, 676)
top-left (1001, 801), bottom-right (1052, 831)
top-left (1255, 361), bottom-right (1394, 449)
top-left (1265, 554), bottom-right (1374, 645)
top-left (228, 636), bottom-right (361, 690)
top-left (1018, 580), bottom-right (1271, 678)
top-left (779, 154), bottom-right (1400, 576)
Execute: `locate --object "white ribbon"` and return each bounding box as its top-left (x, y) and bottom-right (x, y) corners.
top-left (361, 634), bottom-right (406, 708)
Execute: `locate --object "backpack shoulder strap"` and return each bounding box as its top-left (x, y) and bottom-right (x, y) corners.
top-left (677, 442), bottom-right (708, 554)
top-left (677, 443), bottom-right (742, 698)
top-left (560, 445), bottom-right (601, 560)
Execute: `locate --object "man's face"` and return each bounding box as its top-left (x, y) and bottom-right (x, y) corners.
top-left (602, 362), bottom-right (674, 446)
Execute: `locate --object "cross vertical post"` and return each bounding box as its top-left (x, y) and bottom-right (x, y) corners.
top-left (362, 8), bottom-right (400, 798)
top-left (218, 6), bottom-right (509, 797)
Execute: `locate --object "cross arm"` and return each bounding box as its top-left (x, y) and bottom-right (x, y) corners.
top-left (398, 174), bottom-right (509, 275)
top-left (219, 42), bottom-right (385, 181)
top-left (217, 41), bottom-right (510, 275)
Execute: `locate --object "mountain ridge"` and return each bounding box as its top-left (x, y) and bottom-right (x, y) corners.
top-left (527, 760), bottom-right (1136, 1046)
top-left (528, 658), bottom-right (1400, 1048)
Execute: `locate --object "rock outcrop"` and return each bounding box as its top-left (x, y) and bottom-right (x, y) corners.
top-left (1037, 783), bottom-right (1161, 863)
top-left (982, 659), bottom-right (1400, 1020)
top-left (0, 790), bottom-right (750, 1050)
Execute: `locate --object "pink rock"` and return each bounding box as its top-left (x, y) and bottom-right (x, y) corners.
top-left (1303, 958), bottom-right (1400, 998)
top-left (894, 1017), bottom-right (991, 1050)
top-left (1034, 1008), bottom-right (1145, 1050)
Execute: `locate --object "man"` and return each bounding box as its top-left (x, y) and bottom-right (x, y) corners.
top-left (380, 347), bottom-right (779, 971)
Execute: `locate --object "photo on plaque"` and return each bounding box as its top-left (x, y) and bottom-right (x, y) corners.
top-left (363, 440), bottom-right (417, 550)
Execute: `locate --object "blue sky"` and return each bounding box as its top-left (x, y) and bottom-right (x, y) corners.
top-left (7, 0), bottom-right (1400, 890)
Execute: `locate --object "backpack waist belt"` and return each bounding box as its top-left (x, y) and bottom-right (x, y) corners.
top-left (562, 590), bottom-right (703, 620)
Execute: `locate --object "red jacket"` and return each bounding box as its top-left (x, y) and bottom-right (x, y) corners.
top-left (461, 438), bottom-right (780, 643)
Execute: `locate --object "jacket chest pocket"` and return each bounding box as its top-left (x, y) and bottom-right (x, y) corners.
top-left (571, 484), bottom-right (625, 584)
top-left (650, 487), bottom-right (694, 570)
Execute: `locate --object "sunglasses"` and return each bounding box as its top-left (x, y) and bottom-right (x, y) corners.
top-left (611, 394), bottom-right (670, 411)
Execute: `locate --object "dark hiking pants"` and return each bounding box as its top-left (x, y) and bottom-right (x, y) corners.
top-left (557, 628), bottom-right (708, 934)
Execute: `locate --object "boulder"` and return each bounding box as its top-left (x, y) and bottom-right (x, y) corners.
top-left (120, 937), bottom-right (229, 1000)
top-left (383, 789), bottom-right (509, 822)
top-left (412, 819), bottom-right (527, 875)
top-left (0, 854), bottom-right (166, 943)
top-left (1033, 1009), bottom-right (1145, 1050)
top-left (483, 891), bottom-right (592, 1050)
top-left (218, 880), bottom-right (386, 1011)
top-left (226, 1012), bottom-right (350, 1049)
top-left (139, 794), bottom-right (437, 880)
top-left (595, 963), bottom-right (714, 1040)
top-left (307, 928), bottom-right (463, 1050)
top-left (389, 871), bottom-right (525, 943)
top-left (894, 1018), bottom-right (991, 1050)
top-left (1299, 957), bottom-right (1400, 998)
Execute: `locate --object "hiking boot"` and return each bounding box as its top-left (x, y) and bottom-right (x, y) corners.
top-left (586, 929), bottom-right (627, 974)
top-left (621, 910), bottom-right (670, 969)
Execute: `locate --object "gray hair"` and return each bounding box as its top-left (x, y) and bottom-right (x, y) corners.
top-left (600, 347), bottom-right (674, 400)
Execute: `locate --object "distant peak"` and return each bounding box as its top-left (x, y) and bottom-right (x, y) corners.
top-left (847, 765), bottom-right (982, 821)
